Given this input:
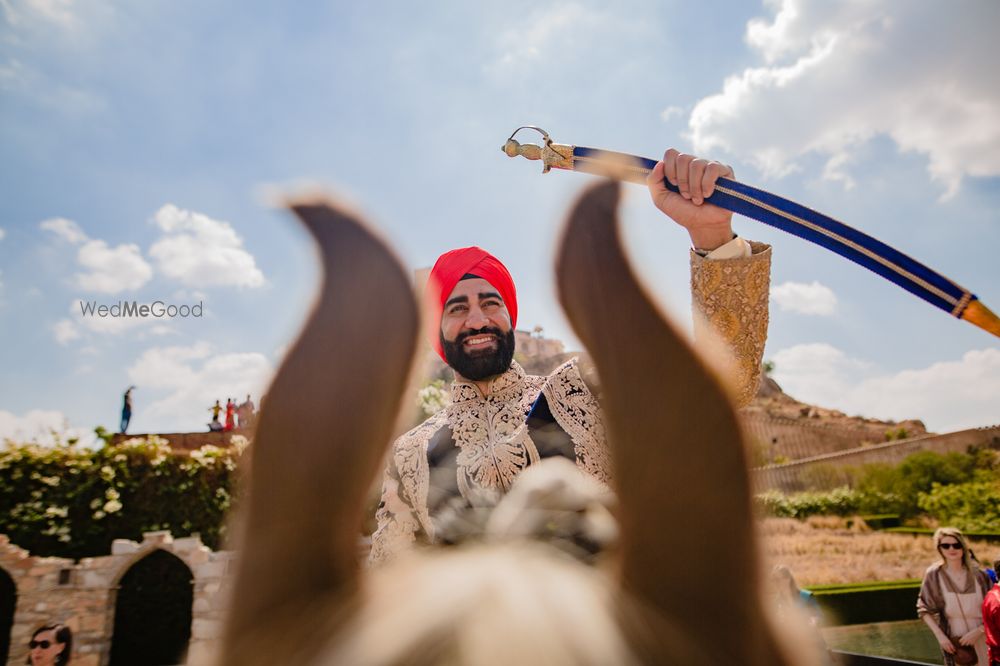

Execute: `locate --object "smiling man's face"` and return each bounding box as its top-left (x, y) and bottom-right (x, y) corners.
top-left (439, 277), bottom-right (516, 381)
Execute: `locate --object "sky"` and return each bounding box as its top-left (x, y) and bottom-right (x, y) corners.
top-left (0, 0), bottom-right (997, 444)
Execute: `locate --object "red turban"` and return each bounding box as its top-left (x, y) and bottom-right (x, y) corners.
top-left (425, 247), bottom-right (518, 361)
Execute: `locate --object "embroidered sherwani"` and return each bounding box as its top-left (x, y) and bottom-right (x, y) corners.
top-left (369, 241), bottom-right (771, 564)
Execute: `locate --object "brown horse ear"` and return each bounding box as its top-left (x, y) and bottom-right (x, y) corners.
top-left (220, 197), bottom-right (419, 665)
top-left (554, 181), bottom-right (798, 664)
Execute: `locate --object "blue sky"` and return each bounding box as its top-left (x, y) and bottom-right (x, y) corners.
top-left (1, 0), bottom-right (997, 443)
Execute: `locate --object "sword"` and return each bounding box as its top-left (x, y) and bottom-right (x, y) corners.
top-left (502, 126), bottom-right (1000, 340)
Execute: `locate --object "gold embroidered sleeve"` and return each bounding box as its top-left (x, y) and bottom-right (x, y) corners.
top-left (690, 241), bottom-right (771, 408)
top-left (368, 411), bottom-right (447, 565)
top-left (368, 453), bottom-right (421, 567)
top-left (541, 359), bottom-right (612, 484)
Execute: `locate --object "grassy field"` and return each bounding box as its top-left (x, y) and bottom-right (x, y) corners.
top-left (759, 517), bottom-right (998, 586)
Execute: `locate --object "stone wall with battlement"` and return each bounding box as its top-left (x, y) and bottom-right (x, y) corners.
top-left (1, 531), bottom-right (233, 666)
top-left (751, 425), bottom-right (1000, 493)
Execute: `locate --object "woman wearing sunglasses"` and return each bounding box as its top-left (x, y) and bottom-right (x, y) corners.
top-left (918, 527), bottom-right (991, 665)
top-left (26, 624), bottom-right (72, 666)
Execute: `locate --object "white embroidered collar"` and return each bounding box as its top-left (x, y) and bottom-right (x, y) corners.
top-left (450, 360), bottom-right (527, 404)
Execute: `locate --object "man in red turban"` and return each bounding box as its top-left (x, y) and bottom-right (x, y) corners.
top-left (424, 246), bottom-right (519, 385)
top-left (370, 149), bottom-right (772, 564)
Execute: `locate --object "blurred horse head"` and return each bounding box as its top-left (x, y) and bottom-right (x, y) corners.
top-left (219, 182), bottom-right (819, 665)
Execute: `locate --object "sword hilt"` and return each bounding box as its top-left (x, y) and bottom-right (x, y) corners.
top-left (501, 126), bottom-right (573, 174)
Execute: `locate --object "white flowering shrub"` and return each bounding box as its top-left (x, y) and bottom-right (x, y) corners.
top-left (416, 379), bottom-right (451, 418)
top-left (0, 436), bottom-right (243, 558)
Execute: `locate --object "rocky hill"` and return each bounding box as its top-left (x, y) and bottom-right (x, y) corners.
top-left (746, 373), bottom-right (928, 438)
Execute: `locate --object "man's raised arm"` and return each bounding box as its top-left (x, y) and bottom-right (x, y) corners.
top-left (646, 150), bottom-right (769, 407)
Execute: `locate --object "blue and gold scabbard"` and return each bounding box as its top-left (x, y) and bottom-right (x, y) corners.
top-left (502, 126), bottom-right (1000, 339)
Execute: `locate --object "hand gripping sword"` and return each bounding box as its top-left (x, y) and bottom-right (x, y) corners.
top-left (502, 126), bottom-right (1000, 339)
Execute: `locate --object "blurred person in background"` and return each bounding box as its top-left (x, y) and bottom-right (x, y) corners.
top-left (771, 565), bottom-right (829, 662)
top-left (772, 565), bottom-right (822, 627)
top-left (981, 556), bottom-right (1000, 666)
top-left (208, 399), bottom-right (223, 432)
top-left (119, 386), bottom-right (134, 434)
top-left (26, 623), bottom-right (72, 666)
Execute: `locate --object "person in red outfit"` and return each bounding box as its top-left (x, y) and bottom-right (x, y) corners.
top-left (983, 557), bottom-right (1000, 666)
top-left (224, 398), bottom-right (236, 432)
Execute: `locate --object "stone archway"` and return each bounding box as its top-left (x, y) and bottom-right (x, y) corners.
top-left (108, 549), bottom-right (193, 665)
top-left (0, 566), bottom-right (15, 665)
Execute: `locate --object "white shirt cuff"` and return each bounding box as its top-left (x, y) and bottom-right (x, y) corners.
top-left (699, 236), bottom-right (751, 260)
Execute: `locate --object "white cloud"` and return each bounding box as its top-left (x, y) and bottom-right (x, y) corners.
top-left (126, 342), bottom-right (273, 431)
top-left (0, 227), bottom-right (6, 241)
top-left (660, 105), bottom-right (684, 122)
top-left (128, 341), bottom-right (213, 389)
top-left (25, 0), bottom-right (75, 25)
top-left (52, 318), bottom-right (80, 345)
top-left (688, 1), bottom-right (1000, 197)
top-left (40, 216), bottom-right (87, 244)
top-left (0, 0), bottom-right (113, 33)
top-left (75, 239), bottom-right (153, 293)
top-left (1, 0), bottom-right (75, 26)
top-left (149, 204), bottom-right (265, 288)
top-left (771, 344), bottom-right (1000, 432)
top-left (770, 342), bottom-right (869, 404)
top-left (770, 280), bottom-right (837, 315)
top-left (491, 4), bottom-right (601, 71)
top-left (41, 217), bottom-right (153, 293)
top-left (0, 408), bottom-right (95, 446)
top-left (486, 3), bottom-right (643, 81)
top-left (1, 57), bottom-right (107, 115)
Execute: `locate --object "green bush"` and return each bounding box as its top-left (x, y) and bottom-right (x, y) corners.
top-left (917, 472), bottom-right (1000, 533)
top-left (756, 450), bottom-right (1000, 524)
top-left (852, 450), bottom-right (996, 518)
top-left (0, 436), bottom-right (244, 559)
top-left (884, 427), bottom-right (911, 442)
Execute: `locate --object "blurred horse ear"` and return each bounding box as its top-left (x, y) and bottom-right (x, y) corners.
top-left (220, 197), bottom-right (419, 665)
top-left (554, 180), bottom-right (801, 665)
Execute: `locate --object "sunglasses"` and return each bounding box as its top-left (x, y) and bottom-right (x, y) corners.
top-left (28, 640), bottom-right (53, 649)
top-left (939, 543), bottom-right (963, 550)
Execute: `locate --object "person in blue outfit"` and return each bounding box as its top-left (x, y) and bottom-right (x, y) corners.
top-left (120, 386), bottom-right (135, 434)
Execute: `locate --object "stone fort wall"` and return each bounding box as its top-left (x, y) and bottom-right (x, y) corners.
top-left (1, 531), bottom-right (233, 666)
top-left (751, 425), bottom-right (1000, 493)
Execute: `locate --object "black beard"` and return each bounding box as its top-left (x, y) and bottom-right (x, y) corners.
top-left (441, 327), bottom-right (516, 381)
